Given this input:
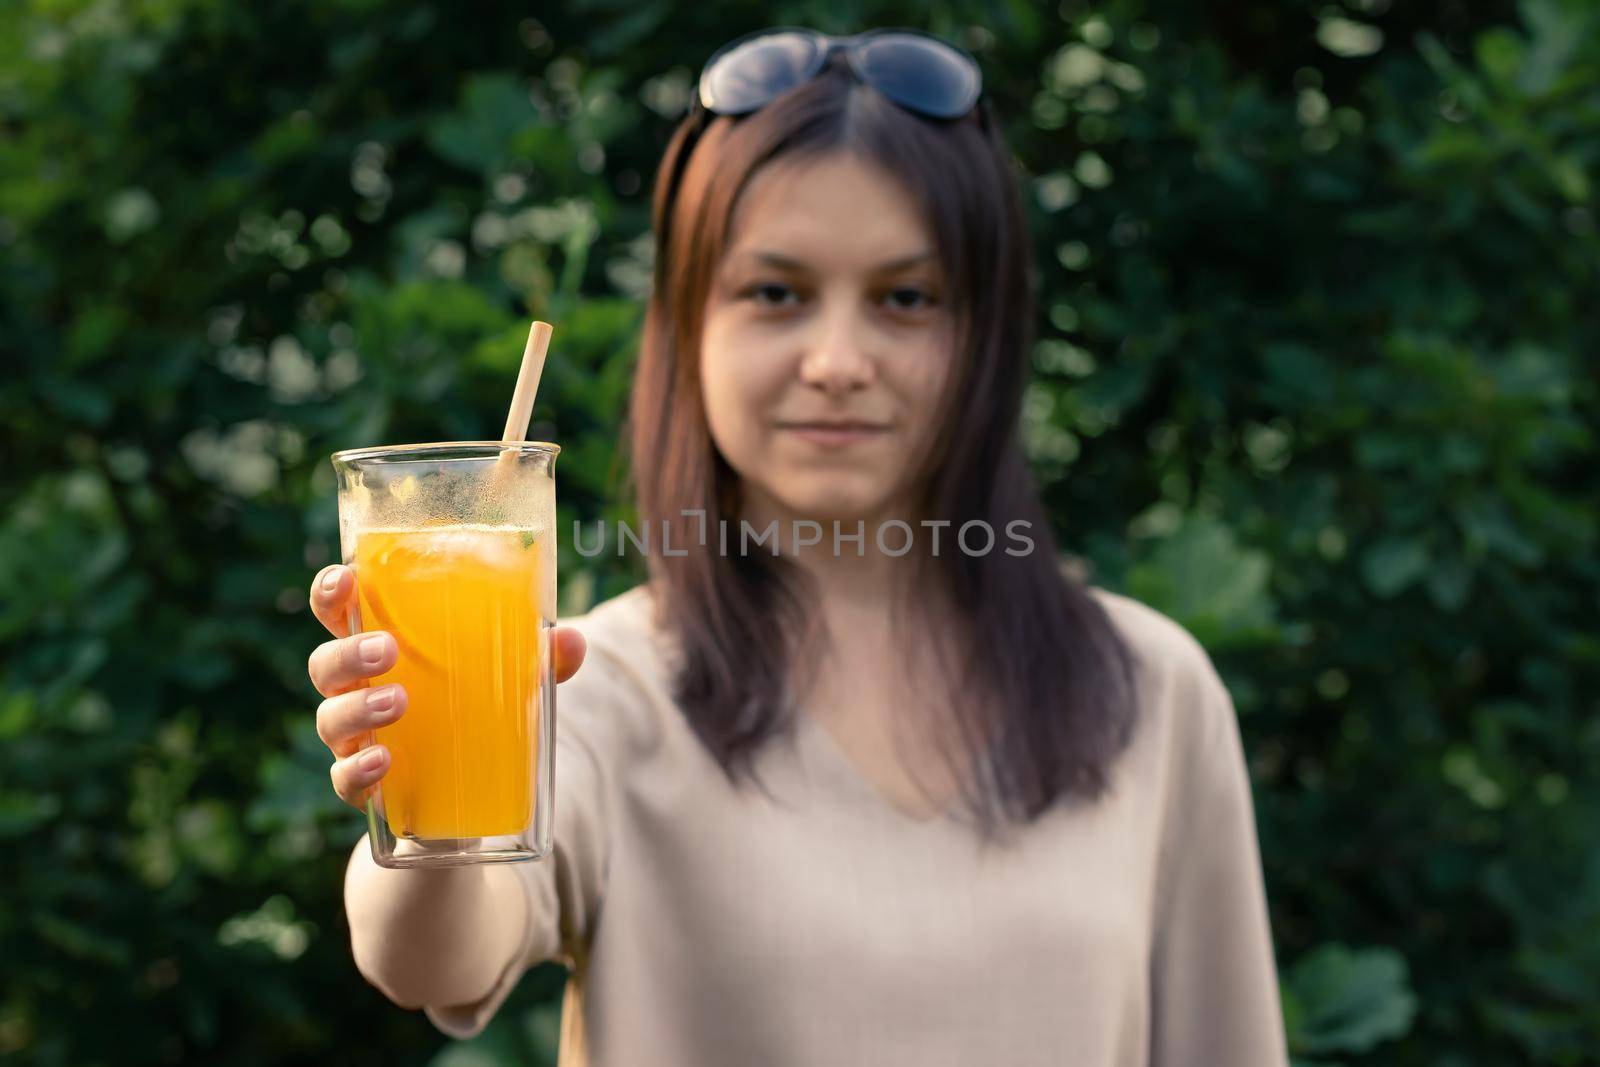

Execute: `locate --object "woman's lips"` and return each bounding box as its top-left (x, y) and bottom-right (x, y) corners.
top-left (779, 422), bottom-right (890, 448)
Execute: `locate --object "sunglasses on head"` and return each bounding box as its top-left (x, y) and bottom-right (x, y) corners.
top-left (697, 26), bottom-right (984, 120)
top-left (657, 27), bottom-right (986, 242)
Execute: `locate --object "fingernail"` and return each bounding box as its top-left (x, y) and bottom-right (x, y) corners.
top-left (367, 686), bottom-right (397, 721)
top-left (359, 635), bottom-right (386, 665)
top-left (321, 568), bottom-right (341, 594)
top-left (358, 747), bottom-right (385, 774)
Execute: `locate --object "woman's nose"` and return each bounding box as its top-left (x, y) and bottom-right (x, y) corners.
top-left (797, 305), bottom-right (875, 393)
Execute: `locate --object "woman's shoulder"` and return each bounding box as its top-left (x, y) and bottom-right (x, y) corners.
top-left (551, 582), bottom-right (679, 752)
top-left (1079, 582), bottom-right (1237, 752)
top-left (563, 581), bottom-right (659, 650)
top-left (559, 581), bottom-right (678, 700)
top-left (1082, 584), bottom-right (1214, 677)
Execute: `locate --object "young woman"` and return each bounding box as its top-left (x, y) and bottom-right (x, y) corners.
top-left (306, 28), bottom-right (1288, 1066)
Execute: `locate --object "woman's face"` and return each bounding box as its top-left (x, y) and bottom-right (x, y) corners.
top-left (699, 151), bottom-right (957, 529)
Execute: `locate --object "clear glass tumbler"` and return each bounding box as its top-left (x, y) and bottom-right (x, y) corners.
top-left (330, 441), bottom-right (558, 868)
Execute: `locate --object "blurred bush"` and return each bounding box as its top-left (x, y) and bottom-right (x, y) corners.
top-left (1, 1), bottom-right (1595, 1064)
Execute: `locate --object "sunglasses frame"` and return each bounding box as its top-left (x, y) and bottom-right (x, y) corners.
top-left (697, 25), bottom-right (984, 119)
top-left (658, 27), bottom-right (990, 247)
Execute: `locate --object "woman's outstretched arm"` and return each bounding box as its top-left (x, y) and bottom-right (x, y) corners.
top-left (343, 850), bottom-right (532, 1012)
top-left (309, 564), bottom-right (602, 1034)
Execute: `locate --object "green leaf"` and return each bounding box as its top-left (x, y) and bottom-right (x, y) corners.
top-left (1126, 514), bottom-right (1279, 650)
top-left (425, 72), bottom-right (540, 174)
top-left (1284, 944), bottom-right (1418, 1055)
top-left (1475, 27), bottom-right (1526, 86)
top-left (1360, 537), bottom-right (1431, 597)
top-left (0, 790), bottom-right (61, 836)
top-left (1425, 553), bottom-right (1475, 610)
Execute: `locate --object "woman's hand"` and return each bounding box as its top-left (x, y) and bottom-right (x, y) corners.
top-left (306, 563), bottom-right (587, 810)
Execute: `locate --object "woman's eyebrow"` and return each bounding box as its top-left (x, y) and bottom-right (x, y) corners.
top-left (740, 249), bottom-right (936, 273)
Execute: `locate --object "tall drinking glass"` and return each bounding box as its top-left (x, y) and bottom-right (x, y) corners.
top-left (330, 441), bottom-right (558, 868)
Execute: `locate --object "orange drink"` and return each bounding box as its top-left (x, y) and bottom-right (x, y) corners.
top-left (355, 524), bottom-right (544, 839)
top-left (333, 440), bottom-right (558, 868)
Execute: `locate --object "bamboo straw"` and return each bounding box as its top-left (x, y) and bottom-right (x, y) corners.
top-left (491, 320), bottom-right (552, 489)
top-left (503, 320), bottom-right (552, 444)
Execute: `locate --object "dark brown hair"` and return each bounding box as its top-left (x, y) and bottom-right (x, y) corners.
top-left (626, 53), bottom-right (1141, 837)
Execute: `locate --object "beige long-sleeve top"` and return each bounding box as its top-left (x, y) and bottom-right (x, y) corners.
top-left (344, 581), bottom-right (1289, 1066)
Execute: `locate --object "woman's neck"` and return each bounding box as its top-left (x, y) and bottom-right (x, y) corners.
top-left (731, 503), bottom-right (966, 688)
top-left (737, 495), bottom-right (969, 797)
top-left (737, 495), bottom-right (929, 608)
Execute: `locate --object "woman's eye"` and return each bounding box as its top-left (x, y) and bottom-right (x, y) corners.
top-left (744, 283), bottom-right (798, 307)
top-left (883, 286), bottom-right (934, 310)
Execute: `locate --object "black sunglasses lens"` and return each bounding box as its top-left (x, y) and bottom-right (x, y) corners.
top-left (854, 35), bottom-right (980, 118)
top-left (700, 32), bottom-right (822, 114)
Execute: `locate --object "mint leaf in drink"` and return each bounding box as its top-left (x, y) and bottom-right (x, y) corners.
top-left (520, 530), bottom-right (536, 549)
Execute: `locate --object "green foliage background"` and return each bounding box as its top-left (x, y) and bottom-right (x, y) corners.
top-left (2, 0), bottom-right (1596, 1064)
